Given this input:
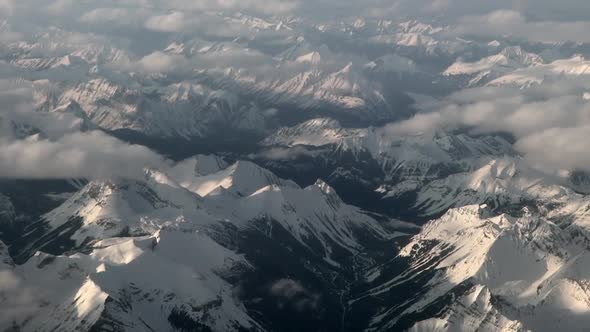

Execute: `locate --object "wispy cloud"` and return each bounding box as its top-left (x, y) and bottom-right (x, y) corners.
top-left (386, 81), bottom-right (590, 172)
top-left (0, 81), bottom-right (168, 179)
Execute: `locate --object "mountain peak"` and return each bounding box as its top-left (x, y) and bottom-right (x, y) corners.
top-left (295, 51), bottom-right (321, 65)
top-left (311, 179), bottom-right (335, 195)
top-left (168, 159), bottom-right (298, 197)
top-left (339, 62), bottom-right (354, 74)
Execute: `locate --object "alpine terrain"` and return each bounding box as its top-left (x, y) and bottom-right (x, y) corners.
top-left (0, 1), bottom-right (590, 331)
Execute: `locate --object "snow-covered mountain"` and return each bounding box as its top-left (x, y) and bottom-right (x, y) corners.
top-left (488, 55), bottom-right (590, 88)
top-left (3, 6), bottom-right (590, 332)
top-left (201, 61), bottom-right (415, 125)
top-left (411, 157), bottom-right (584, 216)
top-left (263, 118), bottom-right (514, 182)
top-left (0, 23), bottom-right (426, 142)
top-left (22, 157), bottom-right (397, 264)
top-left (444, 46), bottom-right (544, 86)
top-left (33, 78), bottom-right (272, 139)
top-left (1, 232), bottom-right (259, 332)
top-left (351, 200), bottom-right (590, 331)
top-left (259, 117), bottom-right (515, 218)
top-left (3, 156), bottom-right (410, 331)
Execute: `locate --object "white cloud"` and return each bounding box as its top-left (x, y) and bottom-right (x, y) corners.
top-left (0, 80), bottom-right (168, 180)
top-left (0, 23), bottom-right (22, 43)
top-left (1, 0), bottom-right (590, 176)
top-left (516, 126), bottom-right (590, 172)
top-left (0, 80), bottom-right (83, 140)
top-left (79, 7), bottom-right (150, 27)
top-left (131, 51), bottom-right (188, 74)
top-left (449, 10), bottom-right (590, 43)
top-left (0, 270), bottom-right (38, 329)
top-left (0, 131), bottom-right (167, 179)
top-left (144, 11), bottom-right (188, 32)
top-left (161, 0), bottom-right (297, 16)
top-left (386, 83), bottom-right (590, 172)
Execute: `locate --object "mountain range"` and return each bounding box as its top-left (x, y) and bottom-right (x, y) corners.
top-left (1, 8), bottom-right (590, 332)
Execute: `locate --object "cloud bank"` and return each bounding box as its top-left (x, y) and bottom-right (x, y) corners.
top-left (0, 132), bottom-right (166, 179)
top-left (386, 82), bottom-right (590, 172)
top-left (0, 81), bottom-right (167, 180)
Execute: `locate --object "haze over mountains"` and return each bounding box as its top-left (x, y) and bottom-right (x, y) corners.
top-left (1, 1), bottom-right (590, 331)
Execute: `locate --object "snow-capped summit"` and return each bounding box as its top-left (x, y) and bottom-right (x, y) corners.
top-left (204, 175), bottom-right (392, 266)
top-left (209, 57), bottom-right (411, 123)
top-left (1, 229), bottom-right (258, 332)
top-left (170, 160), bottom-right (298, 197)
top-left (264, 119), bottom-right (514, 184)
top-left (295, 51), bottom-right (322, 65)
top-left (488, 55), bottom-right (590, 87)
top-left (18, 157), bottom-right (399, 273)
top-left (169, 159), bottom-right (396, 265)
top-left (444, 46), bottom-right (544, 85)
top-left (310, 179), bottom-right (336, 196)
top-left (411, 157), bottom-right (581, 216)
top-left (262, 118), bottom-right (362, 147)
top-left (36, 169), bottom-right (214, 250)
top-left (349, 195), bottom-right (590, 331)
top-left (34, 77), bottom-right (270, 138)
top-left (397, 20), bottom-right (444, 35)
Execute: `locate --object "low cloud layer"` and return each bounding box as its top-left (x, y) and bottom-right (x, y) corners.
top-left (386, 82), bottom-right (590, 172)
top-left (0, 81), bottom-right (167, 180)
top-left (448, 10), bottom-right (590, 43)
top-left (0, 269), bottom-right (38, 329)
top-left (3, 0), bottom-right (590, 28)
top-left (0, 132), bottom-right (166, 179)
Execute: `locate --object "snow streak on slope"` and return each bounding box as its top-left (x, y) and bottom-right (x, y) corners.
top-left (444, 46), bottom-right (544, 86)
top-left (444, 47), bottom-right (543, 76)
top-left (412, 157), bottom-right (582, 216)
top-left (488, 55), bottom-right (590, 88)
top-left (171, 159), bottom-right (299, 197)
top-left (166, 158), bottom-right (394, 266)
top-left (357, 199), bottom-right (590, 331)
top-left (3, 156), bottom-right (405, 331)
top-left (5, 8), bottom-right (590, 332)
top-left (263, 118), bottom-right (514, 184)
top-left (41, 169), bottom-right (216, 246)
top-left (1, 232), bottom-right (258, 332)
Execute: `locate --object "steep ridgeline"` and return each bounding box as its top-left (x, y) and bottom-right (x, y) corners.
top-left (200, 61), bottom-right (415, 126)
top-left (256, 118), bottom-right (514, 220)
top-left (443, 46), bottom-right (544, 87)
top-left (284, 147), bottom-right (585, 331)
top-left (13, 28), bottom-right (418, 147)
top-left (0, 234), bottom-right (258, 332)
top-left (352, 200), bottom-right (590, 331)
top-left (34, 78), bottom-right (271, 140)
top-left (3, 156), bottom-right (412, 332)
top-left (346, 171), bottom-right (590, 331)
